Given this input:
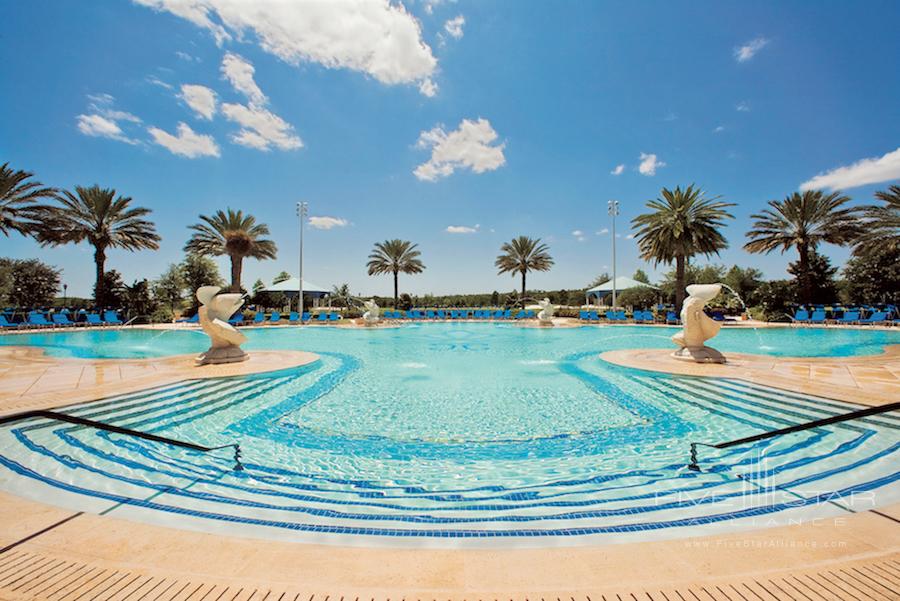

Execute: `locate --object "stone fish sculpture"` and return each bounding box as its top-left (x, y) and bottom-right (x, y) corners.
top-left (362, 298), bottom-right (380, 325)
top-left (671, 283), bottom-right (726, 363)
top-left (195, 286), bottom-right (248, 365)
top-left (537, 297), bottom-right (555, 325)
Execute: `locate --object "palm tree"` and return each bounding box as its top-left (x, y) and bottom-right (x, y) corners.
top-left (0, 163), bottom-right (58, 237)
top-left (37, 185), bottom-right (160, 306)
top-left (495, 236), bottom-right (554, 308)
top-left (744, 189), bottom-right (861, 304)
top-left (632, 185), bottom-right (734, 311)
top-left (854, 185), bottom-right (900, 255)
top-left (366, 239), bottom-right (425, 306)
top-left (184, 209), bottom-right (277, 293)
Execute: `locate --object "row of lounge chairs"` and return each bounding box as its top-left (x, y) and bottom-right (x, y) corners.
top-left (0, 310), bottom-right (123, 329)
top-left (382, 309), bottom-right (535, 320)
top-left (178, 311), bottom-right (342, 326)
top-left (790, 309), bottom-right (894, 326)
top-left (579, 310), bottom-right (679, 324)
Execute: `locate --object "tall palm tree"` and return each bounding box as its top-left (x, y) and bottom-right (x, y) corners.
top-left (184, 209), bottom-right (277, 293)
top-left (744, 189), bottom-right (861, 303)
top-left (37, 185), bottom-right (160, 306)
top-left (854, 185), bottom-right (900, 255)
top-left (632, 185), bottom-right (734, 311)
top-left (495, 236), bottom-right (554, 308)
top-left (0, 163), bottom-right (58, 237)
top-left (366, 239), bottom-right (425, 306)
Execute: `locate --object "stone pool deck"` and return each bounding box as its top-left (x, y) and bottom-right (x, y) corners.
top-left (0, 344), bottom-right (898, 598)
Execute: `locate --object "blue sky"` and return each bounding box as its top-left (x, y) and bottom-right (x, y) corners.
top-left (3, 1), bottom-right (900, 298)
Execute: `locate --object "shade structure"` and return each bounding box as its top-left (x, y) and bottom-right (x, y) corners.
top-left (586, 276), bottom-right (658, 294)
top-left (262, 277), bottom-right (330, 297)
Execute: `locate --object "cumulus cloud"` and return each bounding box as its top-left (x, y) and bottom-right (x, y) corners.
top-left (308, 216), bottom-right (349, 230)
top-left (414, 118), bottom-right (505, 181)
top-left (572, 230), bottom-right (585, 242)
top-left (638, 152), bottom-right (665, 176)
top-left (734, 37), bottom-right (769, 62)
top-left (418, 78), bottom-right (438, 98)
top-left (596, 228), bottom-right (609, 235)
top-left (180, 84), bottom-right (218, 120)
top-left (736, 101), bottom-right (751, 112)
top-left (221, 52), bottom-right (266, 105)
top-left (610, 164), bottom-right (625, 175)
top-left (220, 102), bottom-right (302, 151)
top-left (444, 15), bottom-right (465, 39)
top-left (76, 114), bottom-right (139, 144)
top-left (446, 224), bottom-right (479, 234)
top-left (134, 0), bottom-right (438, 96)
top-left (713, 125), bottom-right (725, 133)
top-left (799, 147), bottom-right (900, 191)
top-left (148, 122), bottom-right (220, 158)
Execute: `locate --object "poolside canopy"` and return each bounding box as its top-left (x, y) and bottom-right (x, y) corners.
top-left (585, 276), bottom-right (658, 304)
top-left (262, 277), bottom-right (330, 297)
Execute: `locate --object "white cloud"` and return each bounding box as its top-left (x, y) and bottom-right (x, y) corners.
top-left (596, 228), bottom-right (609, 235)
top-left (444, 15), bottom-right (465, 39)
top-left (638, 152), bottom-right (665, 176)
top-left (308, 216), bottom-right (348, 230)
top-left (414, 118), bottom-right (505, 181)
top-left (180, 84), bottom-right (218, 120)
top-left (799, 147), bottom-right (900, 191)
top-left (148, 122), bottom-right (220, 158)
top-left (176, 50), bottom-right (198, 62)
top-left (221, 52), bottom-right (266, 105)
top-left (134, 0), bottom-right (438, 96)
top-left (446, 224), bottom-right (478, 234)
top-left (146, 75), bottom-right (173, 90)
top-left (84, 94), bottom-right (142, 123)
top-left (572, 229), bottom-right (585, 242)
top-left (713, 125), bottom-right (725, 133)
top-left (626, 233), bottom-right (636, 240)
top-left (221, 102), bottom-right (302, 151)
top-left (610, 164), bottom-right (624, 176)
top-left (736, 101), bottom-right (751, 112)
top-left (418, 78), bottom-right (438, 98)
top-left (734, 37), bottom-right (769, 62)
top-left (76, 114), bottom-right (139, 144)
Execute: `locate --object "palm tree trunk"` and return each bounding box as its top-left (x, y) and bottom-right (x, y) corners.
top-left (393, 270), bottom-right (399, 307)
top-left (230, 255), bottom-right (242, 293)
top-left (798, 244), bottom-right (811, 304)
top-left (94, 246), bottom-right (106, 307)
top-left (520, 270), bottom-right (526, 309)
top-left (675, 255), bottom-right (685, 312)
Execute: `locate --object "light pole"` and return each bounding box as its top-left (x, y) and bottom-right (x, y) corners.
top-left (608, 199), bottom-right (620, 308)
top-left (296, 201), bottom-right (308, 316)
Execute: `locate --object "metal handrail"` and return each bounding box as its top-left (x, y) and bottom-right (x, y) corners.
top-left (0, 410), bottom-right (243, 471)
top-left (687, 401), bottom-right (900, 472)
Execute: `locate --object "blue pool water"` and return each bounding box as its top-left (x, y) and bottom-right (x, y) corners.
top-left (0, 323), bottom-right (897, 547)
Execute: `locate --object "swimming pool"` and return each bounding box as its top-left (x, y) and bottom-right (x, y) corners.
top-left (0, 324), bottom-right (898, 547)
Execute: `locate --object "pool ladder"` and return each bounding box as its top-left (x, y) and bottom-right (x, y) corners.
top-left (687, 401), bottom-right (900, 472)
top-left (0, 410), bottom-right (244, 471)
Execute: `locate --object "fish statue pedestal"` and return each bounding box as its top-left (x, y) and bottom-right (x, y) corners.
top-left (671, 283), bottom-right (726, 364)
top-left (362, 299), bottom-right (380, 326)
top-left (536, 298), bottom-right (555, 327)
top-left (195, 286), bottom-right (249, 365)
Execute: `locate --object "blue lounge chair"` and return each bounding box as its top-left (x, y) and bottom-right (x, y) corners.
top-left (838, 311), bottom-right (860, 325)
top-left (426, 310), bottom-right (436, 319)
top-left (524, 310), bottom-right (535, 319)
top-left (791, 309), bottom-right (810, 323)
top-left (317, 312), bottom-right (328, 322)
top-left (302, 312), bottom-right (311, 322)
top-left (103, 310), bottom-right (123, 325)
top-left (268, 311), bottom-right (281, 323)
top-left (436, 310), bottom-right (446, 319)
top-left (665, 311), bottom-right (679, 324)
top-left (329, 312), bottom-right (340, 321)
top-left (228, 313), bottom-right (244, 326)
top-left (177, 313), bottom-right (199, 324)
top-left (579, 311), bottom-right (590, 320)
top-left (0, 315), bottom-right (18, 329)
top-left (615, 310), bottom-right (627, 321)
top-left (859, 311), bottom-right (887, 326)
top-left (809, 310), bottom-right (826, 325)
top-left (51, 313), bottom-right (75, 327)
top-left (288, 312), bottom-right (299, 324)
top-left (503, 309), bottom-right (512, 319)
top-left (27, 312), bottom-right (52, 328)
top-left (253, 312), bottom-right (266, 325)
top-left (588, 311), bottom-right (599, 321)
top-left (86, 313), bottom-right (103, 326)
